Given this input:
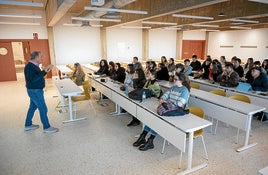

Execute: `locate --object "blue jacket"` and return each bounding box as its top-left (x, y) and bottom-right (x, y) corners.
top-left (248, 72), bottom-right (268, 92)
top-left (24, 62), bottom-right (47, 89)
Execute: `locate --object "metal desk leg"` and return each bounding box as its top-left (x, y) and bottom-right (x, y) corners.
top-left (63, 95), bottom-right (86, 123)
top-left (177, 132), bottom-right (207, 175)
top-left (237, 114), bottom-right (257, 152)
top-left (110, 104), bottom-right (128, 116)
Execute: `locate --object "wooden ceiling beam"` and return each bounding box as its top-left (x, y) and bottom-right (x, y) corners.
top-left (46, 0), bottom-right (76, 27)
top-left (102, 0), bottom-right (227, 28)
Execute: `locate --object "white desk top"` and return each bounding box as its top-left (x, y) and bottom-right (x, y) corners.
top-left (56, 65), bottom-right (73, 74)
top-left (82, 64), bottom-right (99, 72)
top-left (189, 77), bottom-right (268, 100)
top-left (141, 98), bottom-right (212, 133)
top-left (92, 77), bottom-right (212, 133)
top-left (54, 78), bottom-right (82, 96)
top-left (159, 80), bottom-right (266, 115)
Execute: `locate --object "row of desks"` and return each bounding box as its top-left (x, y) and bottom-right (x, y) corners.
top-left (159, 80), bottom-right (266, 152)
top-left (189, 77), bottom-right (268, 113)
top-left (89, 76), bottom-right (212, 175)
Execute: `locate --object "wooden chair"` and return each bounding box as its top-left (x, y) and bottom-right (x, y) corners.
top-left (161, 107), bottom-right (208, 169)
top-left (209, 89), bottom-right (226, 97)
top-left (209, 89), bottom-right (226, 133)
top-left (190, 83), bottom-right (200, 89)
top-left (71, 80), bottom-right (95, 117)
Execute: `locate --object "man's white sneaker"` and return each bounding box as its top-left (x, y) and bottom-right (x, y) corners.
top-left (24, 124), bottom-right (39, 131)
top-left (43, 127), bottom-right (59, 133)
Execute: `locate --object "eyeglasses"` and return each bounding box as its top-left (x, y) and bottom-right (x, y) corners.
top-left (174, 78), bottom-right (179, 81)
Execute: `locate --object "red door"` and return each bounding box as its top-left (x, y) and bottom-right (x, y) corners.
top-left (0, 42), bottom-right (17, 81)
top-left (182, 40), bottom-right (205, 60)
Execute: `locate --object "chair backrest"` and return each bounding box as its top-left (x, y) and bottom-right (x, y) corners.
top-left (210, 89), bottom-right (226, 96)
top-left (190, 83), bottom-right (200, 89)
top-left (82, 80), bottom-right (91, 99)
top-left (188, 106), bottom-right (204, 137)
top-left (229, 94), bottom-right (250, 103)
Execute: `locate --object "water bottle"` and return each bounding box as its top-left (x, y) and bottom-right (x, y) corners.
top-left (125, 84), bottom-right (129, 95)
top-left (142, 91), bottom-right (146, 103)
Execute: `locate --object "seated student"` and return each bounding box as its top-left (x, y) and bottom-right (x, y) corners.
top-left (244, 57), bottom-right (254, 75)
top-left (111, 63), bottom-right (126, 84)
top-left (199, 56), bottom-right (212, 79)
top-left (175, 63), bottom-right (190, 84)
top-left (143, 70), bottom-right (161, 98)
top-left (127, 68), bottom-right (146, 127)
top-left (71, 63), bottom-right (85, 86)
top-left (217, 62), bottom-right (240, 87)
top-left (190, 54), bottom-right (201, 74)
top-left (95, 59), bottom-right (109, 76)
top-left (133, 56), bottom-right (142, 70)
top-left (209, 59), bottom-right (223, 82)
top-left (149, 61), bottom-right (157, 73)
top-left (156, 63), bottom-right (169, 81)
top-left (246, 66), bottom-right (268, 92)
top-left (183, 59), bottom-right (192, 76)
top-left (167, 58), bottom-right (175, 73)
top-left (261, 59), bottom-right (268, 74)
top-left (161, 56), bottom-right (168, 67)
top-left (233, 57), bottom-right (244, 78)
top-left (132, 72), bottom-right (190, 151)
top-left (108, 61), bottom-right (116, 78)
top-left (220, 56), bottom-right (227, 67)
top-left (124, 63), bottom-right (135, 88)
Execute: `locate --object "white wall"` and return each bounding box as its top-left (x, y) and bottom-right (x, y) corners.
top-left (53, 16), bottom-right (101, 65)
top-left (183, 30), bottom-right (206, 40)
top-left (148, 29), bottom-right (177, 60)
top-left (106, 27), bottom-right (142, 62)
top-left (0, 10), bottom-right (47, 39)
top-left (208, 28), bottom-right (268, 62)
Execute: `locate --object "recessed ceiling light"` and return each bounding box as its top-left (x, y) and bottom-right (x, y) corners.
top-left (218, 12), bottom-right (225, 17)
top-left (84, 6), bottom-right (148, 15)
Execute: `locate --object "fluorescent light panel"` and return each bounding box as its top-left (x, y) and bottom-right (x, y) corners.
top-left (191, 24), bottom-right (219, 28)
top-left (121, 26), bottom-right (151, 29)
top-left (172, 14), bottom-right (214, 20)
top-left (248, 0), bottom-right (268, 4)
top-left (0, 0), bottom-right (43, 7)
top-left (63, 23), bottom-right (81, 27)
top-left (0, 13), bottom-right (42, 19)
top-left (72, 17), bottom-right (121, 22)
top-left (230, 18), bottom-right (259, 23)
top-left (142, 21), bottom-right (177, 25)
top-left (84, 6), bottom-right (147, 15)
top-left (230, 26), bottom-right (251, 30)
top-left (0, 22), bottom-right (40, 25)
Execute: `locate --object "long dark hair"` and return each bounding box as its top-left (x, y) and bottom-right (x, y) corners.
top-left (99, 59), bottom-right (108, 68)
top-left (127, 64), bottom-right (135, 74)
top-left (175, 72), bottom-right (190, 91)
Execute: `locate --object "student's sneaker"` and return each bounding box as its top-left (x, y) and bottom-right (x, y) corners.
top-left (24, 124), bottom-right (39, 131)
top-left (43, 127), bottom-right (59, 133)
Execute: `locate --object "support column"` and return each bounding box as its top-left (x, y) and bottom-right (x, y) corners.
top-left (100, 28), bottom-right (107, 60)
top-left (176, 30), bottom-right (183, 60)
top-left (47, 27), bottom-right (57, 76)
top-left (142, 29), bottom-right (149, 61)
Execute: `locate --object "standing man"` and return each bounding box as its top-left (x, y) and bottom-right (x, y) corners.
top-left (24, 51), bottom-right (58, 133)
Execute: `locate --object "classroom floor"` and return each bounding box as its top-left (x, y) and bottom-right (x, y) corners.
top-left (0, 73), bottom-right (268, 175)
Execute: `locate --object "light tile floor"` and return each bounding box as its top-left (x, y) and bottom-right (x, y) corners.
top-left (0, 73), bottom-right (267, 175)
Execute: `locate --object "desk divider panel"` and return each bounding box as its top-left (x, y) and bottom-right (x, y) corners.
top-left (136, 106), bottom-right (186, 152)
top-left (189, 97), bottom-right (248, 131)
top-left (111, 91), bottom-right (137, 116)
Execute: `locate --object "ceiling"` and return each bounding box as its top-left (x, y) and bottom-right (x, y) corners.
top-left (1, 0), bottom-right (268, 31)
